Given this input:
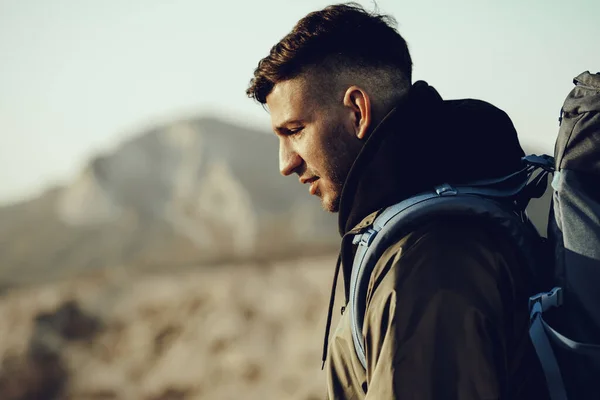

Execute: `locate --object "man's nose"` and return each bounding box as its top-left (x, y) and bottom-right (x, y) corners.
top-left (279, 143), bottom-right (302, 176)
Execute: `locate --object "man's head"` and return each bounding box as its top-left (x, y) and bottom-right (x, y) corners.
top-left (247, 3), bottom-right (412, 212)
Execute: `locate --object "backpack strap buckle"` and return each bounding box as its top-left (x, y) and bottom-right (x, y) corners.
top-left (529, 287), bottom-right (563, 320)
top-left (352, 228), bottom-right (378, 247)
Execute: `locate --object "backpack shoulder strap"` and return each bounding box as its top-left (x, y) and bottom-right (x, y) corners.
top-left (349, 162), bottom-right (550, 370)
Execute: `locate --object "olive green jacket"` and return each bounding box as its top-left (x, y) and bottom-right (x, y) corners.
top-left (325, 217), bottom-right (547, 399)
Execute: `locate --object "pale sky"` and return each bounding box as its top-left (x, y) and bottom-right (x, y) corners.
top-left (1, 0), bottom-right (599, 204)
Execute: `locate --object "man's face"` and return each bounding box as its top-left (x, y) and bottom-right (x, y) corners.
top-left (266, 78), bottom-right (363, 212)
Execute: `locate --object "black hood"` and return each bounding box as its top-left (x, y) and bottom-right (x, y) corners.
top-left (338, 81), bottom-right (526, 236)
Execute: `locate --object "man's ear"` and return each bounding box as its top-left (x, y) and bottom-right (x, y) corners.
top-left (343, 86), bottom-right (371, 140)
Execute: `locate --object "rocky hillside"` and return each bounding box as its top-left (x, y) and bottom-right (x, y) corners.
top-left (0, 117), bottom-right (339, 285)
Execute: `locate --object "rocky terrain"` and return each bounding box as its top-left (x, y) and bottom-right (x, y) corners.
top-left (0, 255), bottom-right (342, 400)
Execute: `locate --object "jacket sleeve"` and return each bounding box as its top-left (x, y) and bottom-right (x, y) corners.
top-left (362, 225), bottom-right (510, 400)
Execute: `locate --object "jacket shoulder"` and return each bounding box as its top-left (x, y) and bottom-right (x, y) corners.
top-left (365, 216), bottom-right (520, 306)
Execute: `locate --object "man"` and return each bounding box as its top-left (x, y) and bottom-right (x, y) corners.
top-left (246, 3), bottom-right (549, 399)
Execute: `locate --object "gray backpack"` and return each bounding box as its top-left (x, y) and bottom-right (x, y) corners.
top-left (348, 71), bottom-right (600, 400)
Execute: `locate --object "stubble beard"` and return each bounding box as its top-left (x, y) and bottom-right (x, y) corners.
top-left (317, 181), bottom-right (342, 213)
top-left (318, 124), bottom-right (362, 213)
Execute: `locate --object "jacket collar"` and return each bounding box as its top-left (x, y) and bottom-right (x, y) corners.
top-left (337, 80), bottom-right (525, 237)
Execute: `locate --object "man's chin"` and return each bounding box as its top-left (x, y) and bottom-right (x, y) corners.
top-left (319, 193), bottom-right (340, 213)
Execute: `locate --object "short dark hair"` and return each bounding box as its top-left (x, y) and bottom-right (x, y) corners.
top-left (246, 3), bottom-right (413, 104)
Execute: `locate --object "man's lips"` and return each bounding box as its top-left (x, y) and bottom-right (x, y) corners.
top-left (300, 177), bottom-right (319, 195)
top-left (309, 179), bottom-right (319, 195)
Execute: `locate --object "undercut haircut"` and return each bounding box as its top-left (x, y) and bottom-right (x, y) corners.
top-left (246, 3), bottom-right (413, 105)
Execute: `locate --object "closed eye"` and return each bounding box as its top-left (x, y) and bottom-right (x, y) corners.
top-left (286, 127), bottom-right (303, 135)
top-left (274, 124), bottom-right (304, 136)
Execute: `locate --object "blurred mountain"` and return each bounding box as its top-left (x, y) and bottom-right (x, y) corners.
top-left (0, 115), bottom-right (554, 286)
top-left (0, 116), bottom-right (339, 285)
